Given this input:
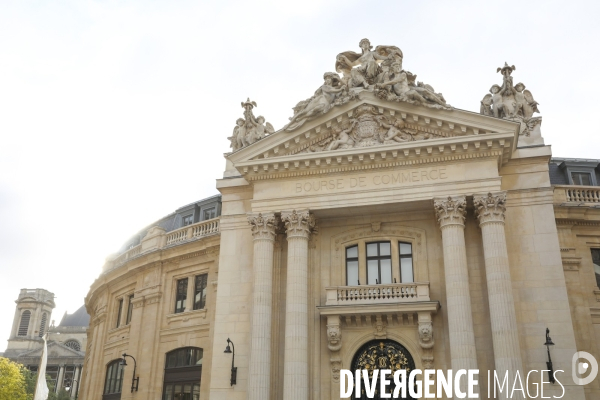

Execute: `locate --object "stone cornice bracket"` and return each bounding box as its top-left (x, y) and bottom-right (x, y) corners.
top-left (473, 191), bottom-right (507, 225)
top-left (418, 321), bottom-right (434, 349)
top-left (281, 210), bottom-right (317, 239)
top-left (326, 315), bottom-right (342, 352)
top-left (434, 195), bottom-right (467, 228)
top-left (248, 212), bottom-right (279, 241)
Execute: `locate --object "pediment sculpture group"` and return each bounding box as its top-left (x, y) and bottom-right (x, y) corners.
top-left (228, 39), bottom-right (543, 152)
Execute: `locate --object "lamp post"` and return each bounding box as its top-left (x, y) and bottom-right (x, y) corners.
top-left (544, 328), bottom-right (555, 384)
top-left (64, 379), bottom-right (78, 399)
top-left (224, 338), bottom-right (237, 386)
top-left (120, 353), bottom-right (140, 392)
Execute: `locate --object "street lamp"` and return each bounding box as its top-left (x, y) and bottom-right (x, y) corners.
top-left (64, 379), bottom-right (78, 399)
top-left (224, 338), bottom-right (237, 386)
top-left (544, 328), bottom-right (555, 384)
top-left (120, 353), bottom-right (140, 392)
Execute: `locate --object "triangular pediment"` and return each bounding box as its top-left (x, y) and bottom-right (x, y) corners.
top-left (19, 341), bottom-right (84, 358)
top-left (227, 91), bottom-right (519, 181)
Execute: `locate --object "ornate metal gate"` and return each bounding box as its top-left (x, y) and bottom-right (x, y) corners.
top-left (350, 339), bottom-right (415, 400)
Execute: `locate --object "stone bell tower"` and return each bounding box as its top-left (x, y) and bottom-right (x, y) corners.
top-left (3, 288), bottom-right (55, 357)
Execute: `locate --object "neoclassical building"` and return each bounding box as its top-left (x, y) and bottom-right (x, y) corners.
top-left (80, 39), bottom-right (600, 400)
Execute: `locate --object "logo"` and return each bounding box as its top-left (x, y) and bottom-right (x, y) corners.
top-left (572, 351), bottom-right (598, 385)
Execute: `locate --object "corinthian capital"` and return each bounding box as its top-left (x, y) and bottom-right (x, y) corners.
top-left (473, 191), bottom-right (507, 225)
top-left (434, 195), bottom-right (467, 228)
top-left (248, 212), bottom-right (278, 241)
top-left (281, 210), bottom-right (316, 238)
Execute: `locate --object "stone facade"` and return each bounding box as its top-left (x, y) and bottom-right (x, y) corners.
top-left (79, 39), bottom-right (600, 400)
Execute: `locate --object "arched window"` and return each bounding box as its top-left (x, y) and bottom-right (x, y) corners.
top-left (162, 347), bottom-right (202, 400)
top-left (64, 340), bottom-right (81, 351)
top-left (39, 313), bottom-right (47, 337)
top-left (18, 310), bottom-right (31, 336)
top-left (103, 360), bottom-right (124, 400)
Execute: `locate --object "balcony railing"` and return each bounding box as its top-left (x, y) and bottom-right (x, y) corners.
top-left (166, 218), bottom-right (220, 246)
top-left (324, 282), bottom-right (430, 306)
top-left (555, 185), bottom-right (600, 204)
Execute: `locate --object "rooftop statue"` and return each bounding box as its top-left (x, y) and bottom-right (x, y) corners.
top-left (480, 62), bottom-right (543, 145)
top-left (228, 98), bottom-right (274, 151)
top-left (283, 38), bottom-right (452, 132)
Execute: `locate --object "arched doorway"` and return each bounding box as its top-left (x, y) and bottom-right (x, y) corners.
top-left (351, 339), bottom-right (416, 400)
top-left (162, 347), bottom-right (202, 400)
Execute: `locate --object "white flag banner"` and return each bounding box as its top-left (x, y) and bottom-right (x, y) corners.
top-left (34, 335), bottom-right (49, 400)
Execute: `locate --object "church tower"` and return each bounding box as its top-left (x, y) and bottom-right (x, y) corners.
top-left (4, 288), bottom-right (55, 356)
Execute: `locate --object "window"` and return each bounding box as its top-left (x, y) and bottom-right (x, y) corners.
top-left (103, 360), bottom-right (124, 399)
top-left (592, 249), bottom-right (600, 288)
top-left (18, 310), bottom-right (31, 336)
top-left (115, 299), bottom-right (123, 328)
top-left (399, 242), bottom-right (414, 283)
top-left (366, 242), bottom-right (392, 284)
top-left (163, 347), bottom-right (202, 400)
top-left (194, 274), bottom-right (208, 310)
top-left (126, 295), bottom-right (134, 325)
top-left (182, 214), bottom-right (194, 226)
top-left (175, 278), bottom-right (188, 313)
top-left (64, 340), bottom-right (81, 351)
top-left (203, 208), bottom-right (216, 220)
top-left (572, 172), bottom-right (592, 186)
top-left (346, 245), bottom-right (359, 285)
top-left (39, 313), bottom-right (47, 337)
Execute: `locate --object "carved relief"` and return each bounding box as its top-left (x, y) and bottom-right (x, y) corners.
top-left (418, 321), bottom-right (434, 349)
top-left (480, 63), bottom-right (543, 145)
top-left (284, 38), bottom-right (451, 132)
top-left (228, 99), bottom-right (274, 151)
top-left (434, 196), bottom-right (467, 227)
top-left (373, 315), bottom-right (387, 339)
top-left (330, 357), bottom-right (342, 383)
top-left (248, 212), bottom-right (279, 241)
top-left (473, 191), bottom-right (507, 225)
top-left (327, 323), bottom-right (342, 352)
top-left (281, 210), bottom-right (317, 238)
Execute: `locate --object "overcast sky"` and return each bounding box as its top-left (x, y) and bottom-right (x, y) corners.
top-left (1, 1), bottom-right (599, 348)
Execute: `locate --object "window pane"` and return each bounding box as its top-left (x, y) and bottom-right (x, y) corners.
top-left (116, 299), bottom-right (123, 328)
top-left (194, 274), bottom-right (208, 310)
top-left (164, 384), bottom-right (173, 400)
top-left (401, 257), bottom-right (414, 283)
top-left (399, 242), bottom-right (412, 255)
top-left (367, 243), bottom-right (378, 257)
top-left (174, 385), bottom-right (182, 396)
top-left (593, 249), bottom-right (600, 288)
top-left (380, 259), bottom-right (392, 284)
top-left (367, 260), bottom-right (378, 284)
top-left (379, 242), bottom-right (391, 256)
top-left (175, 278), bottom-right (188, 313)
top-left (183, 384), bottom-right (192, 400)
top-left (347, 261), bottom-right (359, 286)
top-left (346, 245), bottom-right (358, 258)
top-left (193, 384), bottom-right (200, 400)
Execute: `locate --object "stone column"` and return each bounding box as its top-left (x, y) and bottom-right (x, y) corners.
top-left (474, 192), bottom-right (525, 400)
top-left (71, 365), bottom-right (80, 398)
top-left (247, 213), bottom-right (278, 400)
top-left (56, 364), bottom-right (65, 392)
top-left (281, 210), bottom-right (316, 400)
top-left (434, 196), bottom-right (479, 396)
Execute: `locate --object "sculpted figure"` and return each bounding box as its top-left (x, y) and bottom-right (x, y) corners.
top-left (228, 118), bottom-right (246, 151)
top-left (228, 99), bottom-right (273, 151)
top-left (376, 62), bottom-right (428, 103)
top-left (498, 62), bottom-right (516, 94)
top-left (480, 94), bottom-right (493, 116)
top-left (489, 84), bottom-right (506, 118)
top-left (414, 81), bottom-right (447, 106)
top-left (377, 116), bottom-right (410, 143)
top-left (514, 82), bottom-right (539, 118)
top-left (336, 38), bottom-right (402, 85)
top-left (285, 72), bottom-right (346, 131)
top-left (327, 122), bottom-right (356, 151)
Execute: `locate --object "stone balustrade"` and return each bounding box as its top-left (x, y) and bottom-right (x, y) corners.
top-left (324, 282), bottom-right (430, 306)
top-left (555, 185), bottom-right (600, 204)
top-left (104, 218), bottom-right (220, 273)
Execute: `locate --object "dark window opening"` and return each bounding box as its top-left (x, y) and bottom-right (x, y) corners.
top-left (163, 347), bottom-right (203, 400)
top-left (203, 208), bottom-right (216, 221)
top-left (103, 360), bottom-right (124, 399)
top-left (125, 295), bottom-right (134, 325)
top-left (572, 172), bottom-right (592, 186)
top-left (18, 310), bottom-right (31, 336)
top-left (175, 278), bottom-right (188, 314)
top-left (592, 249), bottom-right (600, 288)
top-left (399, 242), bottom-right (414, 283)
top-left (182, 215), bottom-right (194, 226)
top-left (194, 274), bottom-right (208, 310)
top-left (39, 313), bottom-right (47, 337)
top-left (115, 299), bottom-right (123, 328)
top-left (366, 242), bottom-right (392, 285)
top-left (346, 245), bottom-right (359, 285)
